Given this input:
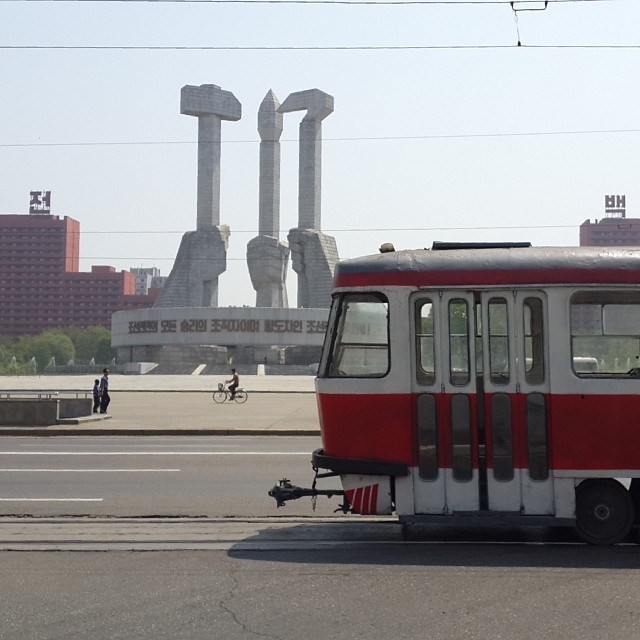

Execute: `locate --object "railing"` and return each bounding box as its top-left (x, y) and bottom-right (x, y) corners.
top-left (0, 390), bottom-right (90, 399)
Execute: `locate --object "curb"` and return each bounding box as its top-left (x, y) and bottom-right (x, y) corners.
top-left (4, 390), bottom-right (316, 395)
top-left (116, 390), bottom-right (316, 394)
top-left (0, 428), bottom-right (321, 437)
top-left (56, 415), bottom-right (113, 425)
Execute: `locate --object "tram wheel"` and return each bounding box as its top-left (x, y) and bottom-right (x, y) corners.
top-left (629, 479), bottom-right (640, 524)
top-left (574, 479), bottom-right (634, 545)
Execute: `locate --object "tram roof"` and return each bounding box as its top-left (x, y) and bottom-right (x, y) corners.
top-left (333, 246), bottom-right (640, 289)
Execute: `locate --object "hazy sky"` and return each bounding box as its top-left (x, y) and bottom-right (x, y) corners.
top-left (1, 0), bottom-right (639, 307)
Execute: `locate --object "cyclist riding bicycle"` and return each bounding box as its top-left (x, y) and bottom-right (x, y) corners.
top-left (225, 368), bottom-right (239, 400)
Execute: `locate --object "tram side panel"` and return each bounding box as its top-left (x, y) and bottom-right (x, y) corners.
top-left (545, 288), bottom-right (640, 475)
top-left (316, 389), bottom-right (416, 467)
top-left (316, 284), bottom-right (640, 519)
top-left (549, 393), bottom-right (640, 473)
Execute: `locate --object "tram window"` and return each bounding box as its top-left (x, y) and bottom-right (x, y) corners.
top-left (474, 303), bottom-right (483, 375)
top-left (417, 394), bottom-right (438, 480)
top-left (319, 295), bottom-right (340, 377)
top-left (325, 293), bottom-right (389, 378)
top-left (491, 394), bottom-right (514, 481)
top-left (523, 298), bottom-right (545, 385)
top-left (449, 300), bottom-right (470, 386)
top-left (415, 300), bottom-right (435, 385)
top-left (488, 299), bottom-right (510, 384)
top-left (527, 393), bottom-right (548, 481)
top-left (451, 394), bottom-right (473, 481)
top-left (570, 292), bottom-right (640, 376)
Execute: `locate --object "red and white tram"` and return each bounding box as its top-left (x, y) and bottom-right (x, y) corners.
top-left (270, 242), bottom-right (640, 545)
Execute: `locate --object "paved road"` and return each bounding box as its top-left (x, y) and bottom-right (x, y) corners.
top-left (4, 544), bottom-right (640, 640)
top-left (0, 436), bottom-right (336, 517)
top-left (3, 379), bottom-right (640, 640)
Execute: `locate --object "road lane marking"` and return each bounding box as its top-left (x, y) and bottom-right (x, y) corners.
top-left (0, 469), bottom-right (181, 472)
top-left (0, 452), bottom-right (310, 456)
top-left (0, 498), bottom-right (103, 502)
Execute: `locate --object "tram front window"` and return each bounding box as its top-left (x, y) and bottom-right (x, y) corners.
top-left (324, 293), bottom-right (389, 378)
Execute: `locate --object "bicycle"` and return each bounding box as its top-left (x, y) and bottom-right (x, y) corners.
top-left (212, 382), bottom-right (248, 404)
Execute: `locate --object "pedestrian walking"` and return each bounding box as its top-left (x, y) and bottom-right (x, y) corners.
top-left (92, 378), bottom-right (101, 414)
top-left (99, 368), bottom-right (111, 413)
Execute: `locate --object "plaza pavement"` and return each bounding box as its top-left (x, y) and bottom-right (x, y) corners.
top-left (0, 374), bottom-right (315, 393)
top-left (0, 374), bottom-right (320, 436)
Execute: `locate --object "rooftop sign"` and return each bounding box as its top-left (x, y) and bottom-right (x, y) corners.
top-left (29, 190), bottom-right (51, 214)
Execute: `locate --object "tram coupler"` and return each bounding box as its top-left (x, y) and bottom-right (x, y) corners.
top-left (268, 477), bottom-right (344, 508)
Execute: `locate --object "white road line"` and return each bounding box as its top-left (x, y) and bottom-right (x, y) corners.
top-left (0, 451), bottom-right (310, 456)
top-left (0, 498), bottom-right (103, 502)
top-left (0, 469), bottom-right (181, 473)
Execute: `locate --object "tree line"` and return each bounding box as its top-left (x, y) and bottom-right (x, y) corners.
top-left (0, 327), bottom-right (115, 374)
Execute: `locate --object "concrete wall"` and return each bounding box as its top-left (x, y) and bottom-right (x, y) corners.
top-left (0, 398), bottom-right (92, 425)
top-left (58, 398), bottom-right (93, 420)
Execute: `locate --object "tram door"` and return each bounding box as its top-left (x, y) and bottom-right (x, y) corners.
top-left (414, 290), bottom-right (553, 515)
top-left (479, 291), bottom-right (522, 512)
top-left (514, 291), bottom-right (554, 515)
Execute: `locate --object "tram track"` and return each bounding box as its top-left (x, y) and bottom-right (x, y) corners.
top-left (0, 515), bottom-right (629, 550)
top-left (0, 515), bottom-right (394, 552)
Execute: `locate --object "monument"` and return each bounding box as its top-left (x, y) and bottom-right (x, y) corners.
top-left (114, 84), bottom-right (339, 368)
top-left (246, 90), bottom-right (290, 308)
top-left (279, 89), bottom-right (339, 309)
top-left (154, 84), bottom-right (241, 308)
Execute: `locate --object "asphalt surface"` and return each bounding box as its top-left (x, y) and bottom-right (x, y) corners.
top-left (0, 435), bottom-right (335, 517)
top-left (5, 545), bottom-right (640, 640)
top-left (0, 374), bottom-right (319, 435)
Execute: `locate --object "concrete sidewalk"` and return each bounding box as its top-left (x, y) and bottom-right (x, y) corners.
top-left (0, 375), bottom-right (320, 436)
top-left (0, 374), bottom-right (316, 393)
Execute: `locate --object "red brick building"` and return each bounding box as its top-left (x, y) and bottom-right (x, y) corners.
top-left (580, 217), bottom-right (640, 247)
top-left (0, 213), bottom-right (158, 336)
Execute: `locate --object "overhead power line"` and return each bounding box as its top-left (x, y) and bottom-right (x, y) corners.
top-left (0, 0), bottom-right (618, 4)
top-left (2, 43), bottom-right (638, 50)
top-left (3, 128), bottom-right (640, 148)
top-left (75, 223), bottom-right (581, 235)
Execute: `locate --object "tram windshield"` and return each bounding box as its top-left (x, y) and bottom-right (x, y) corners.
top-left (321, 293), bottom-right (389, 378)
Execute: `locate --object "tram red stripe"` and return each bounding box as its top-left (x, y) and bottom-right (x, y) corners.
top-left (319, 391), bottom-right (640, 472)
top-left (334, 267), bottom-right (640, 289)
top-left (353, 487), bottom-right (363, 513)
top-left (318, 392), bottom-right (415, 466)
top-left (370, 484), bottom-right (379, 515)
top-left (361, 485), bottom-right (372, 515)
top-left (345, 489), bottom-right (355, 510)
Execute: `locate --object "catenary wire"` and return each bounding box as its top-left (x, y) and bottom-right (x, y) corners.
top-left (27, 223), bottom-right (581, 242)
top-left (0, 0), bottom-right (619, 5)
top-left (2, 44), bottom-right (639, 50)
top-left (3, 128), bottom-right (640, 148)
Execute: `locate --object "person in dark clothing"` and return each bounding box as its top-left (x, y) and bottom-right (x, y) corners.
top-left (92, 379), bottom-right (101, 414)
top-left (99, 368), bottom-right (110, 413)
top-left (225, 368), bottom-right (239, 399)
